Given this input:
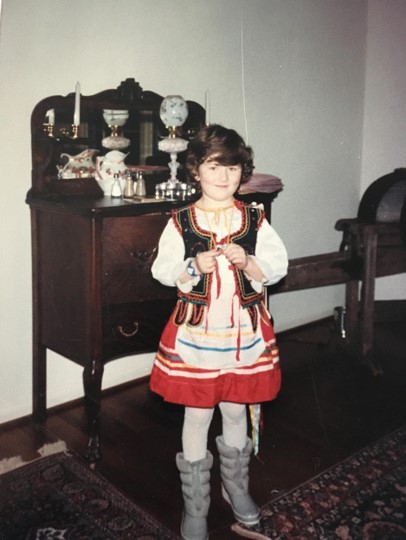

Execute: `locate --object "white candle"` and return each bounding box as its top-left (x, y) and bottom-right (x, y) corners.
top-left (73, 81), bottom-right (80, 125)
top-left (205, 90), bottom-right (210, 125)
top-left (46, 108), bottom-right (55, 125)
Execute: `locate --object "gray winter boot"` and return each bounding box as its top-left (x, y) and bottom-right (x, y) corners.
top-left (216, 436), bottom-right (260, 525)
top-left (176, 451), bottom-right (213, 540)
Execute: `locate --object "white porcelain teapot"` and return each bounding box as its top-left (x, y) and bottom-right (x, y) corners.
top-left (96, 150), bottom-right (129, 194)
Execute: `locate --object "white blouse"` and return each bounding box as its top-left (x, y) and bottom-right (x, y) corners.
top-left (152, 205), bottom-right (288, 292)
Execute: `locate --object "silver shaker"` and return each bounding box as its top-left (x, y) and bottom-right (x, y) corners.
top-left (123, 173), bottom-right (135, 197)
top-left (135, 172), bottom-right (146, 197)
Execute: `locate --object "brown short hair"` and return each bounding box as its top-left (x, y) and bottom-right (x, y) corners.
top-left (185, 124), bottom-right (254, 184)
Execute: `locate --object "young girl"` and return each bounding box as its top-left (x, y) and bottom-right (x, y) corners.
top-left (150, 124), bottom-right (288, 540)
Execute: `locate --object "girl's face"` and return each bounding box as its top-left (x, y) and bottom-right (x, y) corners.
top-left (197, 155), bottom-right (242, 207)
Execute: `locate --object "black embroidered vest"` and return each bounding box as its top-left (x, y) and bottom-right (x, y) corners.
top-left (172, 201), bottom-right (265, 328)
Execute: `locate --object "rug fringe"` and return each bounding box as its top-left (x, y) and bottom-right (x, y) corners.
top-left (0, 440), bottom-right (68, 475)
top-left (0, 456), bottom-right (25, 474)
top-left (37, 440), bottom-right (68, 457)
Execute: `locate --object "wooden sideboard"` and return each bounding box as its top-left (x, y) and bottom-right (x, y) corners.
top-left (27, 79), bottom-right (281, 462)
top-left (28, 197), bottom-right (177, 461)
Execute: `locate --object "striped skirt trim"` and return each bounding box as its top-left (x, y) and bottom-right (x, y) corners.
top-left (150, 342), bottom-right (281, 407)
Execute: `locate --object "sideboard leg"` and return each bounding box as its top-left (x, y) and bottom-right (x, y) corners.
top-left (33, 342), bottom-right (47, 422)
top-left (83, 360), bottom-right (104, 464)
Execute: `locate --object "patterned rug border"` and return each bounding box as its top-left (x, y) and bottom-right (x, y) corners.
top-left (268, 424), bottom-right (406, 505)
top-left (0, 450), bottom-right (180, 539)
top-left (232, 425), bottom-right (406, 539)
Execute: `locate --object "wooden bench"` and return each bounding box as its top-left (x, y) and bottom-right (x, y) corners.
top-left (269, 220), bottom-right (406, 374)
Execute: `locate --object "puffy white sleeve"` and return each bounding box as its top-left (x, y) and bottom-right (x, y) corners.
top-left (251, 218), bottom-right (288, 288)
top-left (151, 217), bottom-right (186, 287)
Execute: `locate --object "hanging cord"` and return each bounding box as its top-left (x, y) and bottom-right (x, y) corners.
top-left (240, 0), bottom-right (249, 144)
top-left (249, 403), bottom-right (262, 455)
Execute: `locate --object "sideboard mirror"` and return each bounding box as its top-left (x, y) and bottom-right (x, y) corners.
top-left (29, 78), bottom-right (206, 197)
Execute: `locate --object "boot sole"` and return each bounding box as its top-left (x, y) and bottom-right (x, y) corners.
top-left (221, 485), bottom-right (261, 526)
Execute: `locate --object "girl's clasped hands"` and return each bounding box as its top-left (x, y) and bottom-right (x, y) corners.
top-left (195, 243), bottom-right (249, 275)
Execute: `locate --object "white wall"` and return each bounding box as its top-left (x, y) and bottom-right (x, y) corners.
top-left (0, 0), bottom-right (403, 424)
top-left (360, 0), bottom-right (406, 300)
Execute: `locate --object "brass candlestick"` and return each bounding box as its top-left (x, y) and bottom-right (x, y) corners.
top-left (43, 123), bottom-right (55, 138)
top-left (59, 124), bottom-right (79, 139)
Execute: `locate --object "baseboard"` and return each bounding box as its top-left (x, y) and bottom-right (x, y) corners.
top-left (4, 308), bottom-right (401, 432)
top-left (278, 316), bottom-right (333, 337)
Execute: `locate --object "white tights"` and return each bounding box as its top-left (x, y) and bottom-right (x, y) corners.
top-left (182, 402), bottom-right (247, 462)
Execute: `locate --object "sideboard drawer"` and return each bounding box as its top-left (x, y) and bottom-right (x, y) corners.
top-left (102, 213), bottom-right (173, 304)
top-left (103, 300), bottom-right (175, 359)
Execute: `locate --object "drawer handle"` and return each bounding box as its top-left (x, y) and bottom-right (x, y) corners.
top-left (117, 322), bottom-right (139, 337)
top-left (130, 248), bottom-right (157, 271)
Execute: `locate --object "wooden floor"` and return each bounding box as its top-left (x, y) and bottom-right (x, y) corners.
top-left (1, 309), bottom-right (405, 539)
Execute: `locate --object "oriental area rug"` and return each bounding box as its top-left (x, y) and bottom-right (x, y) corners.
top-left (232, 426), bottom-right (406, 540)
top-left (0, 451), bottom-right (179, 539)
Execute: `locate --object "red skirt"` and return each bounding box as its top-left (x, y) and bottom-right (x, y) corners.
top-left (150, 314), bottom-right (282, 408)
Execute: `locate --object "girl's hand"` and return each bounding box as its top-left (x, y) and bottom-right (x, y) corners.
top-left (196, 249), bottom-right (220, 274)
top-left (223, 244), bottom-right (265, 281)
top-left (223, 244), bottom-right (248, 270)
